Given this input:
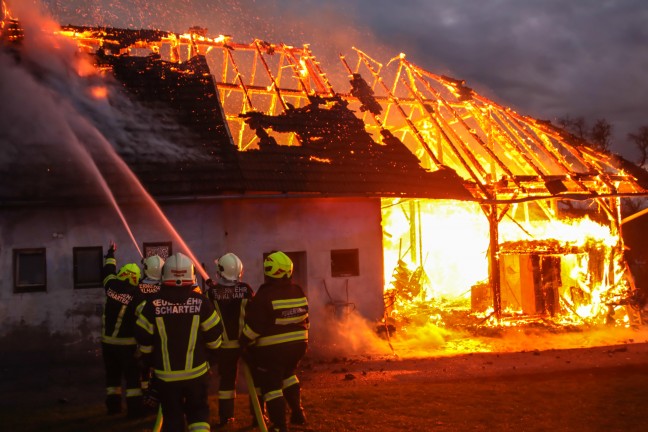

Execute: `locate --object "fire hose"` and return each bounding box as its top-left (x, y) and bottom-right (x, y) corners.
top-left (243, 361), bottom-right (267, 432)
top-left (152, 405), bottom-right (163, 432)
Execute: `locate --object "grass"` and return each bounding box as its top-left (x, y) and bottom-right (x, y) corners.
top-left (2, 363), bottom-right (647, 432)
top-left (303, 365), bottom-right (648, 432)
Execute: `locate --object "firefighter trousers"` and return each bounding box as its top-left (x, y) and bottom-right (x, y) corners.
top-left (215, 347), bottom-right (242, 420)
top-left (157, 373), bottom-right (210, 432)
top-left (250, 341), bottom-right (307, 428)
top-left (101, 342), bottom-right (142, 415)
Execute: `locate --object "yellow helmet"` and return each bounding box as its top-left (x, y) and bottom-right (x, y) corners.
top-left (264, 251), bottom-right (293, 279)
top-left (117, 263), bottom-right (141, 286)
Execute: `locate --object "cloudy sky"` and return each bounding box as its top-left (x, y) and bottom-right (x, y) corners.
top-left (29, 0), bottom-right (648, 160)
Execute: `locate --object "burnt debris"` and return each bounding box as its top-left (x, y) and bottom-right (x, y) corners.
top-left (349, 73), bottom-right (382, 116)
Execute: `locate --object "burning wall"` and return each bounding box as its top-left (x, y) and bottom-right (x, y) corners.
top-left (381, 197), bottom-right (642, 331)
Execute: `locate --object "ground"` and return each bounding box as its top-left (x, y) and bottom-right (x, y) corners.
top-left (1, 325), bottom-right (648, 432)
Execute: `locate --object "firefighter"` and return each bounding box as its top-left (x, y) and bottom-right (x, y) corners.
top-left (205, 252), bottom-right (255, 427)
top-left (240, 251), bottom-right (309, 432)
top-left (135, 254), bottom-right (165, 405)
top-left (139, 255), bottom-right (165, 295)
top-left (135, 252), bottom-right (223, 432)
top-left (101, 241), bottom-right (144, 417)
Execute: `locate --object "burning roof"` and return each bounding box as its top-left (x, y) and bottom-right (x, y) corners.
top-left (52, 24), bottom-right (648, 204)
top-left (3, 19), bottom-right (648, 204)
top-left (0, 22), bottom-right (475, 204)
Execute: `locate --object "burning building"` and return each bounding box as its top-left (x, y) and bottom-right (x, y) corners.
top-left (1, 5), bottom-right (647, 353)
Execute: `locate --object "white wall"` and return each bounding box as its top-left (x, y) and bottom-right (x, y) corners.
top-left (219, 197), bottom-right (385, 321)
top-left (0, 197), bottom-right (384, 349)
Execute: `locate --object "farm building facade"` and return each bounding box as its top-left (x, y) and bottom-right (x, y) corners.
top-left (1, 10), bottom-right (647, 352)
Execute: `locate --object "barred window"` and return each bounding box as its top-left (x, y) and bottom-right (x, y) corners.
top-left (143, 242), bottom-right (172, 260)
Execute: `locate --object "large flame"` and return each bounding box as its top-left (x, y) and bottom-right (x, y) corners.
top-left (382, 199), bottom-right (489, 301)
top-left (381, 198), bottom-right (637, 332)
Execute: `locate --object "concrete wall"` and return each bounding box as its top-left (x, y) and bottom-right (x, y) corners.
top-left (0, 196), bottom-right (384, 350)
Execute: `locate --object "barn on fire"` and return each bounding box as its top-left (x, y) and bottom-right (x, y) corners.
top-left (1, 12), bottom-right (648, 353)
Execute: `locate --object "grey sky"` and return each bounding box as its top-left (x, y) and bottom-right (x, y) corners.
top-left (35, 0), bottom-right (648, 160)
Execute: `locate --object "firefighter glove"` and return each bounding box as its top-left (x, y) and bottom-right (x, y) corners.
top-left (106, 241), bottom-right (117, 258)
top-left (142, 376), bottom-right (160, 409)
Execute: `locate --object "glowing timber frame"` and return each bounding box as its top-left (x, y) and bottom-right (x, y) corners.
top-left (57, 26), bottom-right (648, 318)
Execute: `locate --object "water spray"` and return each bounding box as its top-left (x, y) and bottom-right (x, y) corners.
top-left (87, 135), bottom-right (209, 279)
top-left (41, 86), bottom-right (208, 270)
top-left (76, 123), bottom-right (209, 280)
top-left (60, 124), bottom-right (144, 258)
top-left (112, 205), bottom-right (143, 258)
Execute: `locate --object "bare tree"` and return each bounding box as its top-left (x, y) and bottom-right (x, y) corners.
top-left (590, 118), bottom-right (612, 152)
top-left (558, 115), bottom-right (588, 139)
top-left (628, 126), bottom-right (648, 166)
top-left (558, 116), bottom-right (613, 152)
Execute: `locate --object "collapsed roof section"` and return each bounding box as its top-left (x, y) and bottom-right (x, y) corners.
top-left (204, 35), bottom-right (648, 204)
top-left (46, 25), bottom-right (471, 202)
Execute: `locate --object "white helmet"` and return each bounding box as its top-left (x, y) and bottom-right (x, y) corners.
top-left (215, 253), bottom-right (243, 282)
top-left (162, 252), bottom-right (196, 286)
top-left (143, 255), bottom-right (165, 281)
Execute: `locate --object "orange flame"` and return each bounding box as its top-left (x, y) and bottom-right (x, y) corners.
top-left (381, 198), bottom-right (634, 330)
top-left (89, 85), bottom-right (108, 99)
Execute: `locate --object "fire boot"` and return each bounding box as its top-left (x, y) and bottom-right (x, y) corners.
top-left (283, 384), bottom-right (306, 425)
top-left (105, 394), bottom-right (122, 415)
top-left (218, 398), bottom-right (235, 426)
top-left (266, 397), bottom-right (287, 432)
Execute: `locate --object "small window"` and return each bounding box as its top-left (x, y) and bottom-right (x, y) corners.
top-left (331, 249), bottom-right (360, 277)
top-left (73, 246), bottom-right (103, 289)
top-left (14, 248), bottom-right (47, 293)
top-left (143, 242), bottom-right (172, 260)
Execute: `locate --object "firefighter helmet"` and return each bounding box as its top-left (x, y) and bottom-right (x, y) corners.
top-left (142, 255), bottom-right (165, 281)
top-left (162, 252), bottom-right (196, 286)
top-left (117, 263), bottom-right (141, 286)
top-left (264, 251), bottom-right (293, 279)
top-left (215, 253), bottom-right (243, 282)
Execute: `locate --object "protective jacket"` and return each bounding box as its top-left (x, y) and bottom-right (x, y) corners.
top-left (135, 285), bottom-right (223, 382)
top-left (134, 277), bottom-right (161, 316)
top-left (139, 277), bottom-right (161, 295)
top-left (241, 279), bottom-right (309, 347)
top-left (206, 279), bottom-right (254, 348)
top-left (241, 278), bottom-right (309, 430)
top-left (133, 277), bottom-right (162, 390)
top-left (206, 279), bottom-right (255, 423)
top-left (102, 253), bottom-right (139, 346)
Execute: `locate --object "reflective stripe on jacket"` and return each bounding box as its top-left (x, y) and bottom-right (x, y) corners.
top-left (242, 279), bottom-right (309, 347)
top-left (102, 256), bottom-right (138, 346)
top-left (135, 286), bottom-right (223, 382)
top-left (206, 280), bottom-right (253, 349)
